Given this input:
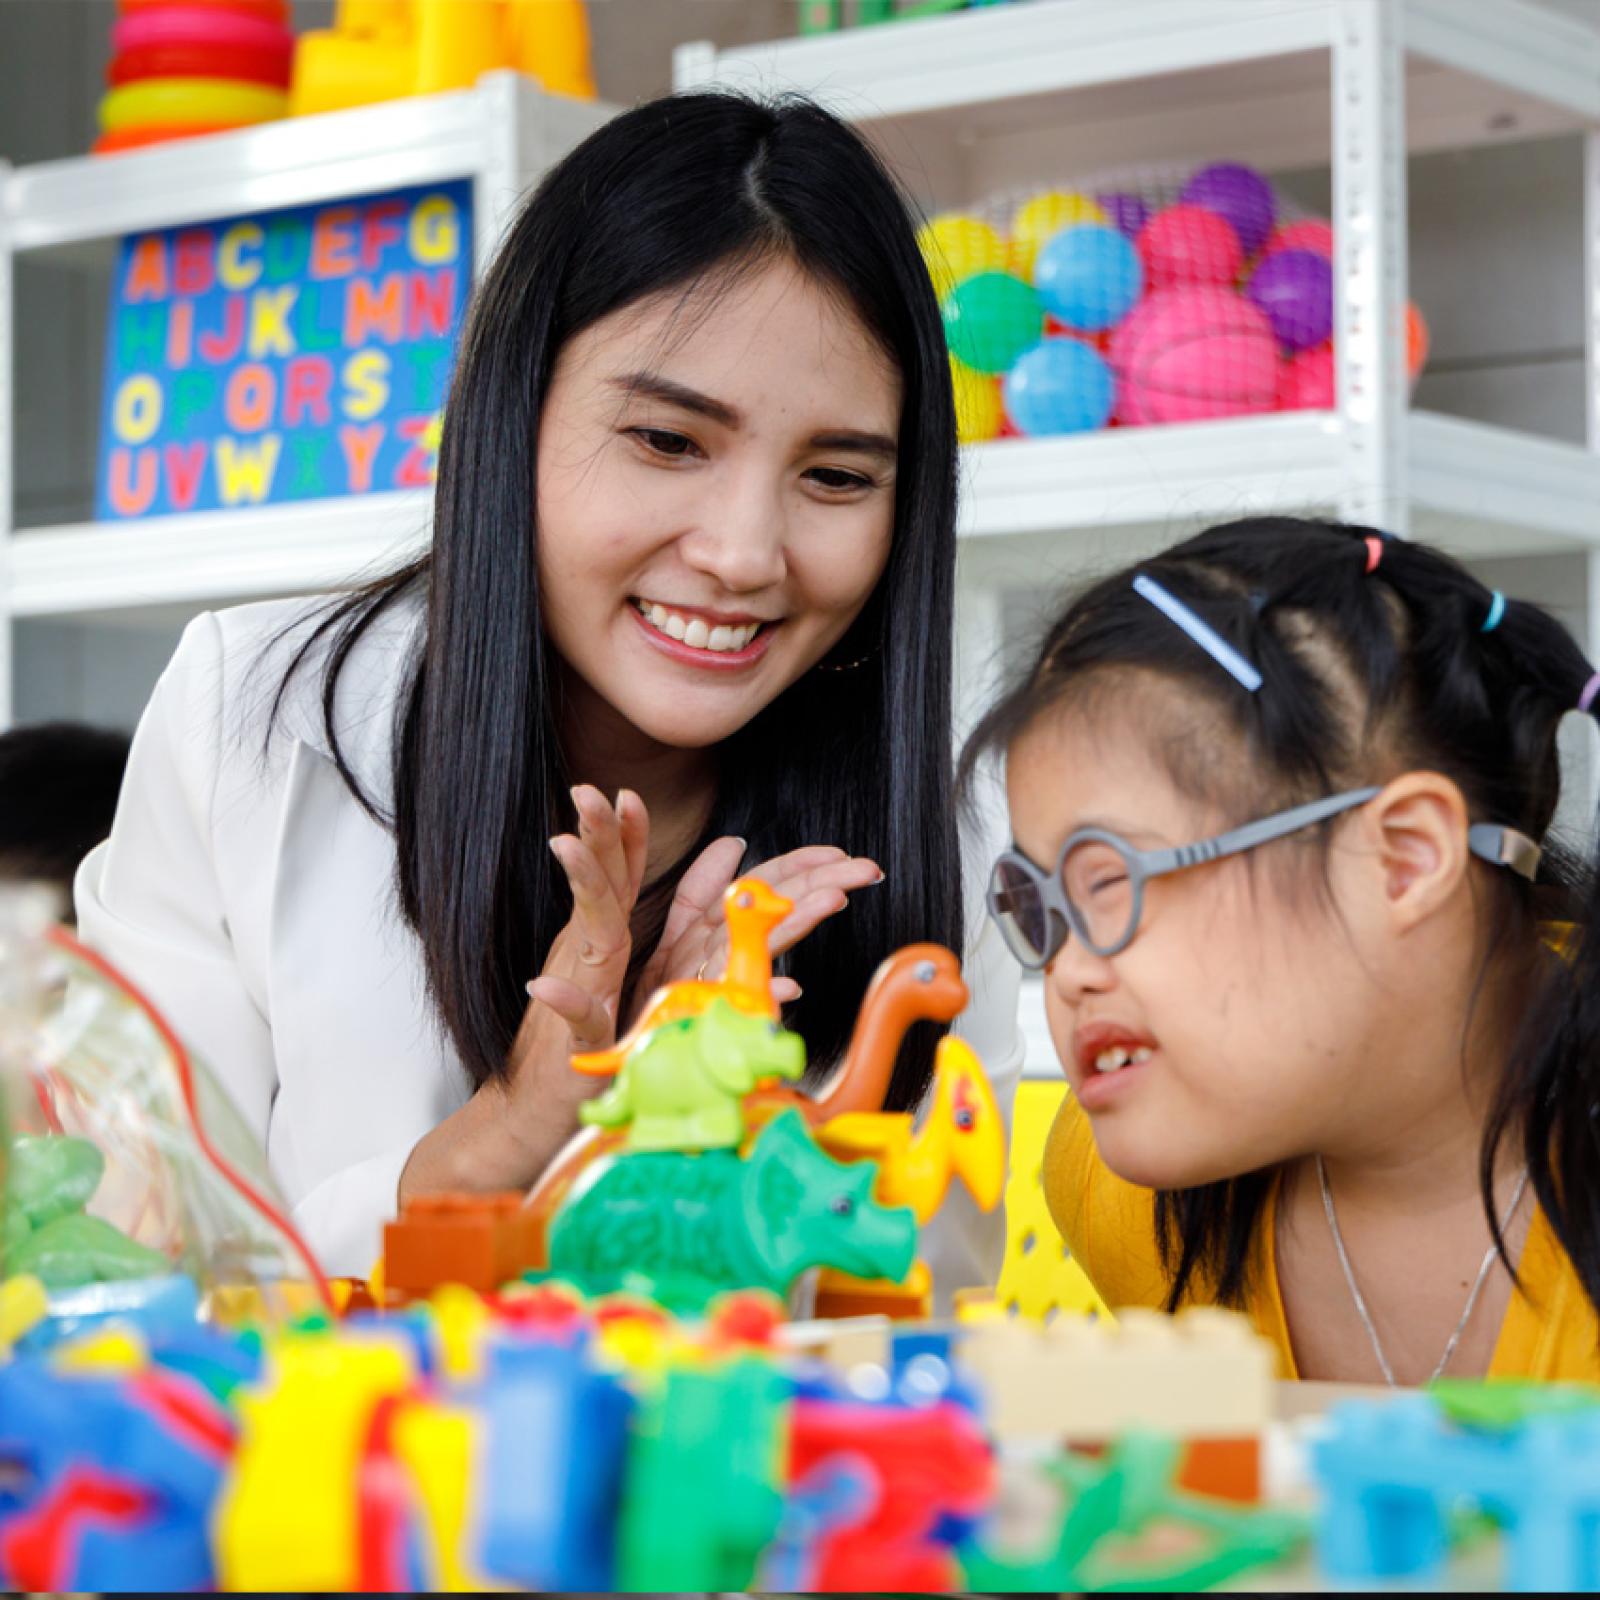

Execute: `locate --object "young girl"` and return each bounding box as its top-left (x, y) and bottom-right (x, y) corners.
top-left (77, 93), bottom-right (1021, 1288)
top-left (964, 515), bottom-right (1600, 1383)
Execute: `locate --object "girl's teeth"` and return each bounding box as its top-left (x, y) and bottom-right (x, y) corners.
top-left (636, 600), bottom-right (762, 653)
top-left (1093, 1045), bottom-right (1153, 1074)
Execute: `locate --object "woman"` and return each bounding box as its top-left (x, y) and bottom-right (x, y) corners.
top-left (75, 92), bottom-right (1022, 1293)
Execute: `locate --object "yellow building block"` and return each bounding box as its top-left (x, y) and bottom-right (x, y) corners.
top-left (391, 1399), bottom-right (507, 1592)
top-left (214, 1333), bottom-right (416, 1590)
top-left (995, 1079), bottom-right (1110, 1321)
top-left (959, 1306), bottom-right (1274, 1443)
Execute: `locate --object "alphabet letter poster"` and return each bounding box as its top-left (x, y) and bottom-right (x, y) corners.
top-left (96, 180), bottom-right (472, 520)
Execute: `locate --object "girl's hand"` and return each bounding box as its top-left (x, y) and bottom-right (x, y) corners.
top-left (634, 839), bottom-right (884, 1005)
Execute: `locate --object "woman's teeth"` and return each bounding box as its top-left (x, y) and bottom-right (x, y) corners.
top-left (635, 599), bottom-right (762, 653)
top-left (1094, 1046), bottom-right (1153, 1074)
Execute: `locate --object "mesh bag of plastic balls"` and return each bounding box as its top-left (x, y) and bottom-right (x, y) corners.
top-left (0, 886), bottom-right (330, 1350)
top-left (922, 161), bottom-right (1429, 442)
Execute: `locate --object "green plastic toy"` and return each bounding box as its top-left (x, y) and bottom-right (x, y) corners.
top-left (547, 1109), bottom-right (917, 1313)
top-left (578, 999), bottom-right (805, 1153)
top-left (3, 1133), bottom-right (168, 1288)
top-left (941, 271), bottom-right (1043, 374)
top-left (618, 1357), bottom-right (788, 1590)
top-left (959, 1433), bottom-right (1309, 1593)
top-left (1429, 1375), bottom-right (1600, 1432)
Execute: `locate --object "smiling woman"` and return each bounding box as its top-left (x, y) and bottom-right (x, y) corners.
top-left (74, 92), bottom-right (1023, 1292)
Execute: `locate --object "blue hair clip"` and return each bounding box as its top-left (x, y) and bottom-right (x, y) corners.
top-left (1133, 574), bottom-right (1263, 693)
top-left (1481, 591), bottom-right (1506, 633)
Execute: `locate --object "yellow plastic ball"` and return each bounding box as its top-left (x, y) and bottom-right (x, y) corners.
top-left (1010, 190), bottom-right (1109, 282)
top-left (918, 213), bottom-right (1007, 298)
top-left (950, 355), bottom-right (1003, 444)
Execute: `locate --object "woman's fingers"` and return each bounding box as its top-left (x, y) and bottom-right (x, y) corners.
top-left (526, 974), bottom-right (616, 1049)
top-left (659, 835), bottom-right (748, 949)
top-left (571, 785), bottom-right (633, 910)
top-left (768, 885), bottom-right (858, 956)
top-left (772, 977), bottom-right (803, 1004)
top-left (548, 834), bottom-right (629, 968)
top-left (617, 788), bottom-right (650, 903)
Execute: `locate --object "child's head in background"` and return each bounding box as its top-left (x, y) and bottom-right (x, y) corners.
top-left (963, 516), bottom-right (1600, 1306)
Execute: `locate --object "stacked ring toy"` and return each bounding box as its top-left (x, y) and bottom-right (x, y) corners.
top-left (95, 0), bottom-right (292, 155)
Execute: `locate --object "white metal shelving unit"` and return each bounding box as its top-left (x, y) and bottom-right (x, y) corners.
top-left (676, 0), bottom-right (1600, 724)
top-left (0, 71), bottom-right (613, 719)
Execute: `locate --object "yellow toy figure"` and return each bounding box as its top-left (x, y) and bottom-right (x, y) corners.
top-left (811, 1034), bottom-right (1006, 1319)
top-left (291, 0), bottom-right (595, 119)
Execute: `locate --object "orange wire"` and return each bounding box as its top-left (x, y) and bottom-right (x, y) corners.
top-left (43, 924), bottom-right (334, 1311)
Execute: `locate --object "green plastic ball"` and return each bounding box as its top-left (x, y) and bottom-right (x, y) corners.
top-left (941, 272), bottom-right (1043, 375)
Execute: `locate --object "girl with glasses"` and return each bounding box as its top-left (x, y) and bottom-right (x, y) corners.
top-left (963, 516), bottom-right (1600, 1385)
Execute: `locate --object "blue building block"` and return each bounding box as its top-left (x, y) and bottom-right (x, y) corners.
top-left (475, 1335), bottom-right (633, 1590)
top-left (15, 1273), bottom-right (200, 1354)
top-left (1315, 1394), bottom-right (1600, 1591)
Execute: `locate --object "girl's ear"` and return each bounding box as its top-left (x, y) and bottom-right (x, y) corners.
top-left (1361, 772), bottom-right (1472, 931)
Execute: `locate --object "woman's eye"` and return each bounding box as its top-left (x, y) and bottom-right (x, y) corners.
top-left (629, 428), bottom-right (698, 459)
top-left (806, 466), bottom-right (874, 492)
top-left (1090, 874), bottom-right (1129, 897)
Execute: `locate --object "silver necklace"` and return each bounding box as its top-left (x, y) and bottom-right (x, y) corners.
top-left (1317, 1155), bottom-right (1529, 1387)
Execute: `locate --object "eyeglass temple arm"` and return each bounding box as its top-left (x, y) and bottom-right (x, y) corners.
top-left (1139, 788), bottom-right (1383, 878)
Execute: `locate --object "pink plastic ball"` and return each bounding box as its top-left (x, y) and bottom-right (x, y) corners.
top-left (1136, 204), bottom-right (1244, 291)
top-left (1265, 219), bottom-right (1335, 260)
top-left (1111, 286), bottom-right (1279, 425)
top-left (1278, 341), bottom-right (1336, 410)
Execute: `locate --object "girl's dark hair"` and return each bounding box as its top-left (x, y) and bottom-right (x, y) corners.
top-left (272, 92), bottom-right (960, 1112)
top-left (961, 515), bottom-right (1600, 1319)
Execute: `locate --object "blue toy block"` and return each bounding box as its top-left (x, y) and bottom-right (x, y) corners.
top-left (1315, 1394), bottom-right (1600, 1591)
top-left (70, 1501), bottom-right (215, 1592)
top-left (16, 1273), bottom-right (200, 1354)
top-left (148, 1324), bottom-right (263, 1401)
top-left (475, 1335), bottom-right (633, 1590)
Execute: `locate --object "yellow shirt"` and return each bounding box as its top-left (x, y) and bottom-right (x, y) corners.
top-left (1042, 1089), bottom-right (1600, 1382)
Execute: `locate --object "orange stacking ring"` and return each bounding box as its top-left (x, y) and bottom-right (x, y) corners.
top-left (118, 0), bottom-right (289, 20)
top-left (93, 122), bottom-right (236, 154)
top-left (100, 77), bottom-right (288, 133)
top-left (109, 42), bottom-right (292, 88)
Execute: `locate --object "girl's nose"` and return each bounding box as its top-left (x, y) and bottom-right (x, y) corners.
top-left (1047, 929), bottom-right (1117, 1004)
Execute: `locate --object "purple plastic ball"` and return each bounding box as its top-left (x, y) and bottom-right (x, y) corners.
top-left (1180, 162), bottom-right (1277, 258)
top-left (1245, 247), bottom-right (1334, 351)
top-left (1095, 191), bottom-right (1151, 240)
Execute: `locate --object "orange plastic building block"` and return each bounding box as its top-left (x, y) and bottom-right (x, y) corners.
top-left (382, 1192), bottom-right (542, 1299)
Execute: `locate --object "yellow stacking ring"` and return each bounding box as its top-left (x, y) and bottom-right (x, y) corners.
top-left (100, 77), bottom-right (288, 133)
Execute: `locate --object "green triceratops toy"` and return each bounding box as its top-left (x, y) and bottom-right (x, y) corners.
top-left (578, 998), bottom-right (805, 1153)
top-left (548, 1108), bottom-right (917, 1313)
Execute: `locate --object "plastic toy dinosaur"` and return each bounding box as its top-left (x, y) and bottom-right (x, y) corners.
top-left (569, 877), bottom-right (792, 1078)
top-left (3, 1135), bottom-right (169, 1288)
top-left (578, 999), bottom-right (805, 1153)
top-left (818, 1033), bottom-right (1006, 1223)
top-left (523, 941), bottom-right (970, 1263)
top-left (545, 1109), bottom-right (917, 1313)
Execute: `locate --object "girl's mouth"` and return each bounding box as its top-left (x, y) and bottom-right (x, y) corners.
top-left (1073, 1022), bottom-right (1159, 1112)
top-left (628, 597), bottom-right (778, 670)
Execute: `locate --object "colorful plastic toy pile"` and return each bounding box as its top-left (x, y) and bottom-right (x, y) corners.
top-left (95, 0), bottom-right (295, 156)
top-left (0, 1288), bottom-right (1310, 1592)
top-left (925, 164), bottom-right (1429, 441)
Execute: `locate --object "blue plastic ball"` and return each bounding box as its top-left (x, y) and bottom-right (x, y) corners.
top-left (1003, 338), bottom-right (1115, 435)
top-left (1033, 224), bottom-right (1143, 332)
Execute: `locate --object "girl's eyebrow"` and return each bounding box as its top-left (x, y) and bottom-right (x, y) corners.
top-left (609, 371), bottom-right (896, 459)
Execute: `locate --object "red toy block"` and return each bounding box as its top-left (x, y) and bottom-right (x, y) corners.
top-left (383, 1192), bottom-right (543, 1299)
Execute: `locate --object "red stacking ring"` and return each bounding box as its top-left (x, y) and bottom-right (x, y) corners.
top-left (109, 41), bottom-right (292, 88)
top-left (112, 7), bottom-right (292, 55)
top-left (118, 0), bottom-right (289, 21)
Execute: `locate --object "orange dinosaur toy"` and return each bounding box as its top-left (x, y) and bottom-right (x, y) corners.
top-left (568, 876), bottom-right (791, 1077)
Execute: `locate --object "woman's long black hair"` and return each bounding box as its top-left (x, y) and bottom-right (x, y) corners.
top-left (961, 515), bottom-right (1600, 1323)
top-left (271, 93), bottom-right (961, 1112)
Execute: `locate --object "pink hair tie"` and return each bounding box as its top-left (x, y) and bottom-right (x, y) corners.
top-left (1363, 536), bottom-right (1384, 575)
top-left (1580, 672), bottom-right (1600, 715)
